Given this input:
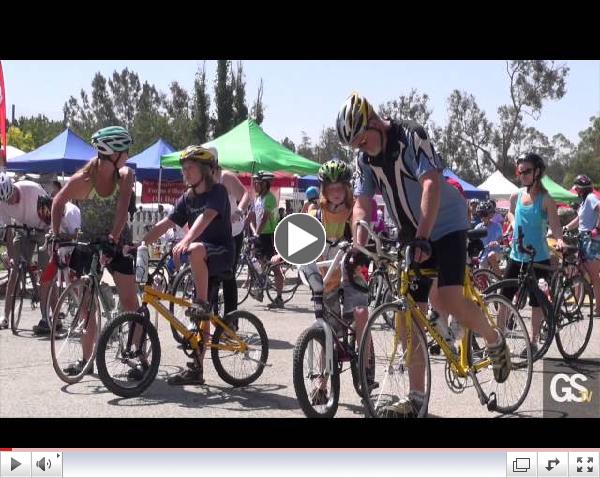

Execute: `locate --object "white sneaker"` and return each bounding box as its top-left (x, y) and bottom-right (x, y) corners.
top-left (0, 316), bottom-right (8, 329)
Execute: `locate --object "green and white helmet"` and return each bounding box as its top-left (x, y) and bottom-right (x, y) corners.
top-left (91, 126), bottom-right (133, 155)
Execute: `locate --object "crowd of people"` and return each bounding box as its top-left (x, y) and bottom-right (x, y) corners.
top-left (0, 91), bottom-right (598, 417)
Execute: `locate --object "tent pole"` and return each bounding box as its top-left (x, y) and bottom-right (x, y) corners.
top-left (157, 167), bottom-right (163, 206)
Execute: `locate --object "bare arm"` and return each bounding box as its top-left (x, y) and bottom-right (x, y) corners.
top-left (51, 173), bottom-right (90, 235)
top-left (353, 195), bottom-right (371, 246)
top-left (544, 195), bottom-right (564, 244)
top-left (143, 217), bottom-right (175, 245)
top-left (507, 192), bottom-right (518, 227)
top-left (415, 170), bottom-right (440, 239)
top-left (110, 168), bottom-right (134, 241)
top-left (223, 172), bottom-right (250, 212)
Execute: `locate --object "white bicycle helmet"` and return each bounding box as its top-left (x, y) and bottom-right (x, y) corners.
top-left (0, 171), bottom-right (15, 202)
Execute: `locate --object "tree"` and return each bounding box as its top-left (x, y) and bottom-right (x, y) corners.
top-left (251, 78), bottom-right (265, 125)
top-left (564, 116), bottom-right (600, 186)
top-left (6, 126), bottom-right (35, 152)
top-left (232, 61), bottom-right (248, 126)
top-left (213, 60), bottom-right (234, 136)
top-left (63, 88), bottom-right (97, 140)
top-left (296, 131), bottom-right (316, 161)
top-left (492, 60), bottom-right (569, 175)
top-left (108, 68), bottom-right (142, 130)
top-left (443, 90), bottom-right (494, 183)
top-left (130, 82), bottom-right (170, 154)
top-left (378, 89), bottom-right (433, 125)
top-left (314, 127), bottom-right (352, 164)
top-left (191, 61), bottom-right (211, 144)
top-left (92, 72), bottom-right (118, 128)
top-left (164, 81), bottom-right (193, 149)
top-left (14, 115), bottom-right (64, 149)
top-left (281, 137), bottom-right (296, 153)
top-left (545, 133), bottom-right (576, 183)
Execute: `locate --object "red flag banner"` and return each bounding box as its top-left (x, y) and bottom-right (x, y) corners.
top-left (141, 180), bottom-right (187, 204)
top-left (0, 61), bottom-right (7, 165)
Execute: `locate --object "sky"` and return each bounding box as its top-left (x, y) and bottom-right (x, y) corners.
top-left (2, 60), bottom-right (599, 148)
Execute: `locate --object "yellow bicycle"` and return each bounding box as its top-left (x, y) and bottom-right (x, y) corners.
top-left (96, 251), bottom-right (269, 398)
top-left (356, 222), bottom-right (533, 417)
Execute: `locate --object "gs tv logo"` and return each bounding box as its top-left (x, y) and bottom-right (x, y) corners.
top-left (549, 373), bottom-right (593, 403)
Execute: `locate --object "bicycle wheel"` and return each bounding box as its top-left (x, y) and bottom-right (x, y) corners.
top-left (484, 278), bottom-right (553, 363)
top-left (292, 326), bottom-right (340, 418)
top-left (359, 302), bottom-right (431, 418)
top-left (236, 257), bottom-right (252, 305)
top-left (472, 268), bottom-right (501, 292)
top-left (46, 273), bottom-right (66, 328)
top-left (265, 262), bottom-right (300, 304)
top-left (469, 293), bottom-right (533, 414)
top-left (211, 310), bottom-right (269, 387)
top-left (555, 276), bottom-right (594, 360)
top-left (10, 265), bottom-right (26, 335)
top-left (96, 312), bottom-right (161, 398)
top-left (50, 279), bottom-right (101, 384)
top-left (169, 267), bottom-right (195, 345)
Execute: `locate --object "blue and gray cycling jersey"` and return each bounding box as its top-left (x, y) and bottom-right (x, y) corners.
top-left (354, 120), bottom-right (469, 242)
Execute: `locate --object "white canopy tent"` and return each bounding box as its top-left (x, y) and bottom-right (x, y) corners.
top-left (478, 171), bottom-right (519, 200)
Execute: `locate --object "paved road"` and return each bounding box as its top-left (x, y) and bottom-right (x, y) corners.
top-left (1, 273), bottom-right (598, 418)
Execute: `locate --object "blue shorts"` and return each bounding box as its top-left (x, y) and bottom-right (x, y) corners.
top-left (580, 235), bottom-right (600, 262)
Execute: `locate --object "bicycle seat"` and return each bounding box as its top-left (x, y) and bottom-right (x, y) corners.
top-left (467, 228), bottom-right (487, 241)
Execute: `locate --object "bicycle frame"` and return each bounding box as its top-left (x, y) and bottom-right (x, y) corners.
top-left (139, 285), bottom-right (248, 354)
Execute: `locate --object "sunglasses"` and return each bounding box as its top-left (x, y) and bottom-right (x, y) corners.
top-left (517, 168), bottom-right (534, 176)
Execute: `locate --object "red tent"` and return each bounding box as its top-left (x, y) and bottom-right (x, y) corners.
top-left (238, 171), bottom-right (297, 188)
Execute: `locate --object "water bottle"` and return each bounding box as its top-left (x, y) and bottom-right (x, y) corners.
top-left (429, 309), bottom-right (453, 343)
top-left (538, 278), bottom-right (550, 300)
top-left (251, 256), bottom-right (262, 274)
top-left (136, 242), bottom-right (149, 284)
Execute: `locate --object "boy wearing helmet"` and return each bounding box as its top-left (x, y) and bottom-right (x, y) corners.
top-left (301, 186), bottom-right (319, 213)
top-left (141, 145), bottom-right (234, 385)
top-left (564, 174), bottom-right (600, 316)
top-left (251, 171), bottom-right (285, 308)
top-left (337, 92), bottom-right (513, 416)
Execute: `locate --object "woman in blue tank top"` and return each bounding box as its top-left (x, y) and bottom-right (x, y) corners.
top-left (502, 153), bottom-right (565, 355)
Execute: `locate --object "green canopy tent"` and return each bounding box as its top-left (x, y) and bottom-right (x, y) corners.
top-left (541, 176), bottom-right (578, 203)
top-left (161, 118), bottom-right (320, 176)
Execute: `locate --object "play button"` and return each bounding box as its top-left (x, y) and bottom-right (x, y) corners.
top-left (274, 213), bottom-right (326, 265)
top-left (11, 458), bottom-right (21, 471)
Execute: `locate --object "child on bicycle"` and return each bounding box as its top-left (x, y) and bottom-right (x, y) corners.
top-left (139, 145), bottom-right (234, 386)
top-left (305, 159), bottom-right (370, 405)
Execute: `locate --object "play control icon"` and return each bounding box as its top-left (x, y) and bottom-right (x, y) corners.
top-left (274, 213), bottom-right (326, 266)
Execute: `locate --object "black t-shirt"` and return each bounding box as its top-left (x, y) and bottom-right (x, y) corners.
top-left (168, 184), bottom-right (233, 248)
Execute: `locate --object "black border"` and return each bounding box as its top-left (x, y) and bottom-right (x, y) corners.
top-left (1, 418), bottom-right (598, 448)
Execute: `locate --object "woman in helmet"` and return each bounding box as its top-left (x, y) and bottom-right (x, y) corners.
top-left (251, 171), bottom-right (285, 308)
top-left (304, 159), bottom-right (370, 405)
top-left (50, 126), bottom-right (137, 374)
top-left (301, 186), bottom-right (319, 213)
top-left (564, 174), bottom-right (600, 316)
top-left (503, 153), bottom-right (565, 355)
top-left (141, 145), bottom-right (234, 384)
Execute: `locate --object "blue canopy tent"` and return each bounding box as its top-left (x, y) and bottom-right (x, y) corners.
top-left (7, 129), bottom-right (97, 175)
top-left (298, 175), bottom-right (319, 190)
top-left (443, 168), bottom-right (489, 200)
top-left (128, 138), bottom-right (180, 181)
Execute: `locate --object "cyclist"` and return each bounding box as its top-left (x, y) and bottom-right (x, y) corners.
top-left (252, 171), bottom-right (284, 309)
top-left (503, 153), bottom-right (565, 356)
top-left (305, 159), bottom-right (370, 404)
top-left (301, 186), bottom-right (319, 213)
top-left (0, 172), bottom-right (51, 332)
top-left (564, 174), bottom-right (600, 316)
top-left (140, 145), bottom-right (234, 386)
top-left (337, 92), bottom-right (512, 416)
top-left (50, 126), bottom-right (139, 374)
top-left (474, 200), bottom-right (503, 275)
